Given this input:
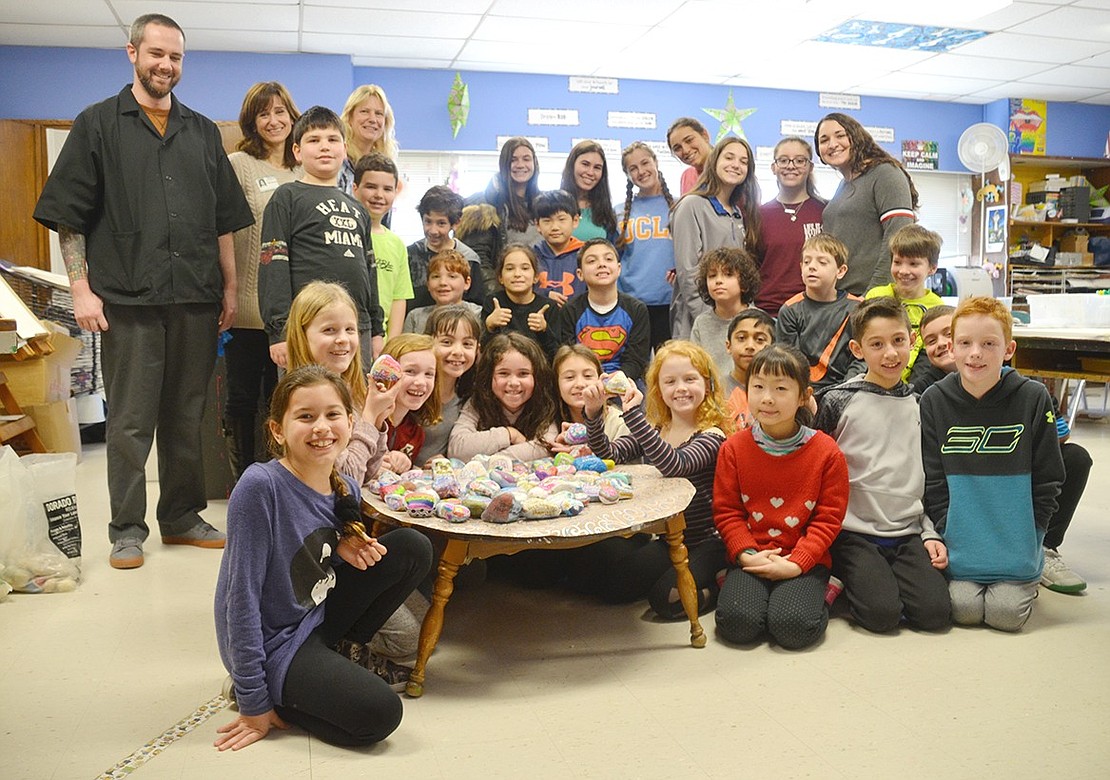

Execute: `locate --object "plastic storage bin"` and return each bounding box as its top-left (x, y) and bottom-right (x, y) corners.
top-left (1028, 293), bottom-right (1110, 328)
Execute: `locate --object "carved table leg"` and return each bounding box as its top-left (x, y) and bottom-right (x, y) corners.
top-left (664, 513), bottom-right (707, 648)
top-left (406, 537), bottom-right (468, 697)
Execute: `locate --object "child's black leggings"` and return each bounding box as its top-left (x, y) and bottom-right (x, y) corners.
top-left (276, 528), bottom-right (432, 747)
top-left (566, 534), bottom-right (727, 619)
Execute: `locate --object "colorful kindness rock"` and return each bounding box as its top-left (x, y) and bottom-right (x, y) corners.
top-left (405, 491), bottom-right (438, 518)
top-left (434, 499), bottom-right (471, 523)
top-left (481, 492), bottom-right (521, 524)
top-left (521, 496), bottom-right (562, 520)
top-left (564, 422), bottom-right (588, 445)
top-left (598, 484), bottom-right (621, 504)
top-left (573, 455), bottom-right (608, 473)
top-left (602, 371), bottom-right (631, 395)
top-left (369, 354), bottom-right (403, 388)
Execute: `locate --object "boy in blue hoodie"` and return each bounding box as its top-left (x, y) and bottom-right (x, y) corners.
top-left (533, 190), bottom-right (585, 306)
top-left (920, 296), bottom-right (1064, 632)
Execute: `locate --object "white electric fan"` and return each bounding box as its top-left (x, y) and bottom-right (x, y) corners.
top-left (957, 122), bottom-right (1009, 264)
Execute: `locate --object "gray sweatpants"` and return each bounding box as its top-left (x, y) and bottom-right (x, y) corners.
top-left (949, 579), bottom-right (1038, 632)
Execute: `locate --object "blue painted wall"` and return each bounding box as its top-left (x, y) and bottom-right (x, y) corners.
top-left (2, 45), bottom-right (1107, 166)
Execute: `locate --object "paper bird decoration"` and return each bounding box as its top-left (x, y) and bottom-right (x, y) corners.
top-left (448, 72), bottom-right (470, 139)
top-left (702, 90), bottom-right (756, 142)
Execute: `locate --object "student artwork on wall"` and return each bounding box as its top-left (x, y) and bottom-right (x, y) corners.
top-left (702, 90), bottom-right (756, 141)
top-left (1009, 99), bottom-right (1047, 156)
top-left (902, 140), bottom-right (939, 170)
top-left (985, 205), bottom-right (1007, 253)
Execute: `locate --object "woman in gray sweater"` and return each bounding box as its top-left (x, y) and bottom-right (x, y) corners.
top-left (816, 113), bottom-right (919, 296)
top-left (668, 136), bottom-right (761, 339)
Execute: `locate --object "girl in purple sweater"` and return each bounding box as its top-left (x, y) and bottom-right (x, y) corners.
top-left (214, 365), bottom-right (430, 750)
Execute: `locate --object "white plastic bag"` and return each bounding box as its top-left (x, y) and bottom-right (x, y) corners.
top-left (0, 446), bottom-right (81, 593)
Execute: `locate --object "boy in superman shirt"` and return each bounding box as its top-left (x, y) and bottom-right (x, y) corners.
top-left (920, 296), bottom-right (1064, 631)
top-left (557, 238), bottom-right (650, 385)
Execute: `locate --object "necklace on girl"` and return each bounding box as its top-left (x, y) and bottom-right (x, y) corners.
top-left (779, 198), bottom-right (807, 222)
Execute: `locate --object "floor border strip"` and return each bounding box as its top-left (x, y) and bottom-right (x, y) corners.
top-left (95, 694), bottom-right (230, 778)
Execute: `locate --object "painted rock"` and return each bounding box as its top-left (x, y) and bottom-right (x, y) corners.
top-left (405, 491), bottom-right (438, 517)
top-left (602, 371), bottom-right (631, 395)
top-left (369, 353), bottom-right (403, 388)
top-left (564, 422), bottom-right (588, 445)
top-left (521, 496), bottom-right (561, 520)
top-left (434, 500), bottom-right (471, 523)
top-left (598, 484), bottom-right (620, 504)
top-left (460, 493), bottom-right (492, 516)
top-left (481, 492), bottom-right (521, 524)
top-left (573, 455), bottom-right (608, 473)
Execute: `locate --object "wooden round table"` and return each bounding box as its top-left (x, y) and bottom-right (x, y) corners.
top-left (363, 464), bottom-right (706, 697)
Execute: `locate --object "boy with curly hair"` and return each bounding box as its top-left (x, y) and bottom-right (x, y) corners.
top-left (690, 247), bottom-right (761, 381)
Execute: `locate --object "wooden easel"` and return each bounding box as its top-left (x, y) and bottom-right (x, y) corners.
top-left (0, 370), bottom-right (46, 453)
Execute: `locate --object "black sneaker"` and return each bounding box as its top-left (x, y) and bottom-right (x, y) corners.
top-left (335, 639), bottom-right (411, 693)
top-left (369, 652), bottom-right (412, 693)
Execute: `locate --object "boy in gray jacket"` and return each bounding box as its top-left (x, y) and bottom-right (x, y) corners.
top-left (814, 297), bottom-right (950, 632)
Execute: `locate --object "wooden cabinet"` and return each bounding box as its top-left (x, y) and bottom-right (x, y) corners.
top-left (1008, 155), bottom-right (1110, 247)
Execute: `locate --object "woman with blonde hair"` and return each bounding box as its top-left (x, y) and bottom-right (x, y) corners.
top-left (338, 84), bottom-right (400, 198)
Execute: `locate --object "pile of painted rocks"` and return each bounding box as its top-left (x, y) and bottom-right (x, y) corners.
top-left (368, 439), bottom-right (634, 525)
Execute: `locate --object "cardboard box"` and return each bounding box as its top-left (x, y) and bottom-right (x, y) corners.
top-left (1081, 252), bottom-right (1095, 267)
top-left (0, 330), bottom-right (83, 406)
top-left (1059, 234), bottom-right (1089, 253)
top-left (26, 397), bottom-right (81, 459)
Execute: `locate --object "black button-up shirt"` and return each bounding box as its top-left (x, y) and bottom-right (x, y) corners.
top-left (34, 86), bottom-right (253, 305)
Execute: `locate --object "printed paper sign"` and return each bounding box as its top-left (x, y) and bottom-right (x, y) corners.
top-left (528, 109), bottom-right (579, 126)
top-left (569, 76), bottom-right (619, 94)
top-left (608, 111), bottom-right (657, 130)
top-left (781, 120), bottom-right (818, 137)
top-left (867, 126), bottom-right (895, 143)
top-left (645, 141), bottom-right (671, 159)
top-left (497, 135), bottom-right (549, 152)
top-left (819, 93), bottom-right (861, 110)
top-left (572, 138), bottom-right (622, 159)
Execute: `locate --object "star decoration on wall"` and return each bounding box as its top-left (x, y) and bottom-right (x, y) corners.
top-left (702, 90), bottom-right (756, 142)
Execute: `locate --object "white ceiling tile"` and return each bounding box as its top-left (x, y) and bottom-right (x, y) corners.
top-left (301, 32), bottom-right (465, 60)
top-left (0, 23), bottom-right (125, 48)
top-left (457, 37), bottom-right (610, 71)
top-left (1074, 0), bottom-right (1110, 9)
top-left (856, 72), bottom-right (1004, 95)
top-left (188, 29), bottom-right (300, 52)
top-left (489, 0), bottom-right (683, 24)
top-left (1073, 50), bottom-right (1110, 67)
top-left (953, 31), bottom-right (1110, 62)
top-left (1006, 6), bottom-right (1110, 41)
top-left (853, 1), bottom-right (1052, 30)
top-left (901, 53), bottom-right (1056, 80)
top-left (1024, 64), bottom-right (1110, 87)
top-left (1078, 91), bottom-right (1110, 104)
top-left (969, 82), bottom-right (1106, 101)
top-left (471, 16), bottom-right (649, 48)
top-left (303, 7), bottom-right (481, 39)
top-left (0, 5), bottom-right (119, 25)
top-left (308, 0), bottom-right (493, 11)
top-left (351, 56), bottom-right (455, 69)
top-left (112, 2), bottom-right (299, 32)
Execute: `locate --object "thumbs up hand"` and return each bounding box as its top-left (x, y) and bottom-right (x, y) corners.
top-left (486, 297), bottom-right (512, 330)
top-left (527, 303), bottom-right (550, 333)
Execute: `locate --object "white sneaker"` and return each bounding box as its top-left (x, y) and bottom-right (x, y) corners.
top-left (1041, 548), bottom-right (1086, 594)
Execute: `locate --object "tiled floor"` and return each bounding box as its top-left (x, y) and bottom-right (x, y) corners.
top-left (2, 414), bottom-right (1109, 780)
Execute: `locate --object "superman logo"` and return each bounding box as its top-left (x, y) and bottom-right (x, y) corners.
top-left (578, 325), bottom-right (627, 359)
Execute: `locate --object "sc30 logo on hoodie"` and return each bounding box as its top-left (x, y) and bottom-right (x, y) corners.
top-left (941, 424), bottom-right (1023, 454)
